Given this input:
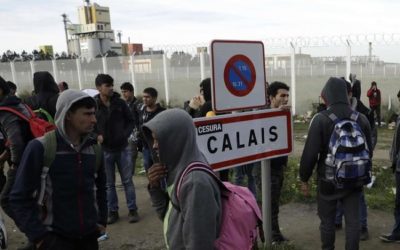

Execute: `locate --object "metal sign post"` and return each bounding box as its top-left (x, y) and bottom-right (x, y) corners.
top-left (261, 159), bottom-right (272, 247)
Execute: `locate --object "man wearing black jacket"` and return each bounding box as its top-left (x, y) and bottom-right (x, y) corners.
top-left (300, 77), bottom-right (372, 250)
top-left (94, 74), bottom-right (138, 224)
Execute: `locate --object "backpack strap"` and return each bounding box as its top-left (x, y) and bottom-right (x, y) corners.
top-left (350, 111), bottom-right (359, 122)
top-left (38, 130), bottom-right (57, 205)
top-left (0, 106), bottom-right (30, 122)
top-left (323, 109), bottom-right (339, 123)
top-left (176, 162), bottom-right (225, 201)
top-left (34, 108), bottom-right (54, 124)
top-left (172, 162), bottom-right (225, 212)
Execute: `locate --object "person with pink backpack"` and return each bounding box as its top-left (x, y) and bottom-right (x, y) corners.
top-left (144, 109), bottom-right (262, 250)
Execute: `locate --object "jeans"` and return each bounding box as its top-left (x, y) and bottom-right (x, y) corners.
top-left (142, 146), bottom-right (153, 172)
top-left (335, 191), bottom-right (367, 228)
top-left (370, 105), bottom-right (381, 126)
top-left (271, 165), bottom-right (284, 236)
top-left (128, 141), bottom-right (138, 175)
top-left (318, 191), bottom-right (361, 250)
top-left (104, 146), bottom-right (137, 212)
top-left (392, 172), bottom-right (400, 236)
top-left (234, 164), bottom-right (256, 197)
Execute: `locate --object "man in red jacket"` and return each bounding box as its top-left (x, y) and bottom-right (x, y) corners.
top-left (367, 81), bottom-right (381, 127)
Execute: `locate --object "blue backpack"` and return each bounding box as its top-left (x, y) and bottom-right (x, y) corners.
top-left (323, 110), bottom-right (372, 189)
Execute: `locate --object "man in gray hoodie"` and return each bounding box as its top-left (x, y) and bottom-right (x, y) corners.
top-left (143, 109), bottom-right (221, 249)
top-left (299, 77), bottom-right (372, 250)
top-left (10, 90), bottom-right (107, 250)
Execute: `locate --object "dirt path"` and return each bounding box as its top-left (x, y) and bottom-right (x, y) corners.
top-left (6, 175), bottom-right (398, 250)
top-left (5, 135), bottom-right (398, 249)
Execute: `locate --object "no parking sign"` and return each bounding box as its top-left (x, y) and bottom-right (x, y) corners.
top-left (211, 40), bottom-right (267, 112)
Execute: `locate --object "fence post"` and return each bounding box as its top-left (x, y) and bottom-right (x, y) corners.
top-left (200, 50), bottom-right (205, 80)
top-left (163, 53), bottom-right (170, 107)
top-left (310, 64), bottom-right (313, 76)
top-left (52, 59), bottom-right (59, 83)
top-left (360, 64), bottom-right (363, 78)
top-left (346, 40), bottom-right (351, 81)
top-left (10, 61), bottom-right (17, 85)
top-left (30, 60), bottom-right (36, 78)
top-left (130, 53), bottom-right (136, 90)
top-left (323, 63), bottom-right (326, 75)
top-left (76, 58), bottom-right (83, 90)
top-left (383, 65), bottom-right (386, 77)
top-left (102, 55), bottom-right (108, 74)
top-left (290, 42), bottom-right (296, 115)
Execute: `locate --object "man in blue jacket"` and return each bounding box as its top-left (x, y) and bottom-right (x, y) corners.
top-left (10, 90), bottom-right (107, 250)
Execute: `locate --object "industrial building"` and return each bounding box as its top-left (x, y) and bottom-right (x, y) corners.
top-left (65, 1), bottom-right (122, 59)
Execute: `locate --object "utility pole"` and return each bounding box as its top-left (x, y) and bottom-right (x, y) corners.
top-left (61, 13), bottom-right (70, 56)
top-left (117, 31), bottom-right (122, 44)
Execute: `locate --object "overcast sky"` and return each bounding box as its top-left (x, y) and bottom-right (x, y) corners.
top-left (1, 0), bottom-right (399, 61)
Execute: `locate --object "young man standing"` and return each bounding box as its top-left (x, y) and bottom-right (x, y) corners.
top-left (380, 89), bottom-right (400, 243)
top-left (94, 74), bottom-right (138, 224)
top-left (10, 90), bottom-right (107, 250)
top-left (300, 77), bottom-right (372, 250)
top-left (268, 81), bottom-right (291, 244)
top-left (120, 82), bottom-right (141, 174)
top-left (138, 87), bottom-right (165, 172)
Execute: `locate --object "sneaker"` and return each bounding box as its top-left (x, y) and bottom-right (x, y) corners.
top-left (128, 210), bottom-right (139, 223)
top-left (379, 233), bottom-right (400, 243)
top-left (360, 227), bottom-right (369, 241)
top-left (335, 223), bottom-right (343, 230)
top-left (107, 211), bottom-right (119, 225)
top-left (272, 233), bottom-right (289, 245)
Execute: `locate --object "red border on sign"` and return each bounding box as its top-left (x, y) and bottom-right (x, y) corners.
top-left (194, 109), bottom-right (292, 171)
top-left (223, 54), bottom-right (256, 97)
top-left (210, 40), bottom-right (267, 113)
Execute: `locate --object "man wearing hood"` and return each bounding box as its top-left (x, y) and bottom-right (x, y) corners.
top-left (10, 90), bottom-right (107, 250)
top-left (143, 109), bottom-right (221, 249)
top-left (94, 74), bottom-right (138, 224)
top-left (300, 77), bottom-right (372, 250)
top-left (25, 71), bottom-right (59, 118)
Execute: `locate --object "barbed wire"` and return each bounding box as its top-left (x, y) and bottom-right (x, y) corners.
top-left (144, 33), bottom-right (400, 53)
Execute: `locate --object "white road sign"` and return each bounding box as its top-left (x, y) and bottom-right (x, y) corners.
top-left (210, 40), bottom-right (267, 112)
top-left (194, 109), bottom-right (292, 171)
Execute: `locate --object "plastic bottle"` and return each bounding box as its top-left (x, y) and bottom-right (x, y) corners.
top-left (325, 154), bottom-right (335, 181)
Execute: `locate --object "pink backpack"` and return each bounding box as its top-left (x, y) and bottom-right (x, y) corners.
top-left (176, 162), bottom-right (264, 250)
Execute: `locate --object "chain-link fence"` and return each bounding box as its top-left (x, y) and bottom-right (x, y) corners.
top-left (1, 34), bottom-right (400, 115)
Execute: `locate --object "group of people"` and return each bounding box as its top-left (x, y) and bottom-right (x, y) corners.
top-left (0, 72), bottom-right (168, 249)
top-left (0, 69), bottom-right (397, 250)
